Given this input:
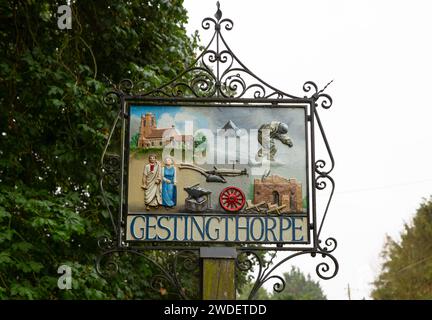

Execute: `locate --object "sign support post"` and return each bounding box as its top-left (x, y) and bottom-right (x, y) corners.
top-left (200, 247), bottom-right (237, 300)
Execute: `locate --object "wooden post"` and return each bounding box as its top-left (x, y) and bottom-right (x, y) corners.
top-left (200, 247), bottom-right (237, 300)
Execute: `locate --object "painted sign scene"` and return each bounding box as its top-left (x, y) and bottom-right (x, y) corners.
top-left (127, 105), bottom-right (309, 243)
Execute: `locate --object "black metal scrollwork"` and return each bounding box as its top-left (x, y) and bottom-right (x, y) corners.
top-left (95, 247), bottom-right (199, 299)
top-left (237, 243), bottom-right (339, 300)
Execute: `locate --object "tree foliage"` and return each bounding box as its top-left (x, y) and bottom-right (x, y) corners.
top-left (270, 266), bottom-right (326, 300)
top-left (130, 133), bottom-right (140, 149)
top-left (372, 197), bottom-right (432, 300)
top-left (0, 0), bottom-right (198, 299)
top-left (237, 281), bottom-right (270, 300)
top-left (237, 266), bottom-right (326, 300)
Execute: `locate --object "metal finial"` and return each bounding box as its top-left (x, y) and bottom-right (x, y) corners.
top-left (317, 79), bottom-right (334, 94)
top-left (215, 1), bottom-right (222, 21)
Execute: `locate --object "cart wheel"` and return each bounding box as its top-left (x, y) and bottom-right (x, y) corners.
top-left (219, 186), bottom-right (246, 212)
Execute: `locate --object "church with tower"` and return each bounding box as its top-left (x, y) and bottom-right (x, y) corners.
top-left (137, 113), bottom-right (193, 148)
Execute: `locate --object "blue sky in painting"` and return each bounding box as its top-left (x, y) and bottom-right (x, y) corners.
top-left (130, 105), bottom-right (209, 137)
top-left (130, 105), bottom-right (178, 121)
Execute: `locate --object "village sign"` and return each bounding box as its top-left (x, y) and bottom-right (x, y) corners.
top-left (96, 2), bottom-right (338, 300)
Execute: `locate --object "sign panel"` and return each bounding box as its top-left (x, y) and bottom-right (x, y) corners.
top-left (127, 214), bottom-right (308, 243)
top-left (126, 104), bottom-right (310, 245)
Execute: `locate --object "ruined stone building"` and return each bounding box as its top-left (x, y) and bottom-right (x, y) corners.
top-left (253, 175), bottom-right (304, 213)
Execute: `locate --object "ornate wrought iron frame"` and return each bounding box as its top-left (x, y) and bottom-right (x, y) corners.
top-left (97, 2), bottom-right (337, 300)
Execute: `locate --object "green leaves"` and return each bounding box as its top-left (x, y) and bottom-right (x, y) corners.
top-left (372, 197), bottom-right (432, 299)
top-left (11, 242), bottom-right (33, 253)
top-left (11, 283), bottom-right (37, 300)
top-left (271, 267), bottom-right (326, 300)
top-left (0, 0), bottom-right (197, 300)
top-left (48, 86), bottom-right (65, 97)
top-left (16, 261), bottom-right (44, 273)
top-left (0, 252), bottom-right (13, 265)
top-left (0, 207), bottom-right (11, 221)
top-left (0, 230), bottom-right (14, 244)
top-left (238, 266), bottom-right (327, 300)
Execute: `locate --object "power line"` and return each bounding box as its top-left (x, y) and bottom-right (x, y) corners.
top-left (393, 254), bottom-right (432, 275)
top-left (334, 178), bottom-right (432, 195)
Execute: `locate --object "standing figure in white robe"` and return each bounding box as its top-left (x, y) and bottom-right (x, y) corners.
top-left (141, 154), bottom-right (162, 210)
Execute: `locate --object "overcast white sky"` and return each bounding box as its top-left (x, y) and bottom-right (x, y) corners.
top-left (183, 0), bottom-right (432, 299)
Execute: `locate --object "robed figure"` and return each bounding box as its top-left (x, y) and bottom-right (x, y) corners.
top-left (161, 157), bottom-right (177, 208)
top-left (141, 154), bottom-right (162, 210)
